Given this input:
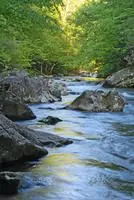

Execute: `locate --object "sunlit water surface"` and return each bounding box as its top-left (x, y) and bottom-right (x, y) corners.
top-left (2, 78), bottom-right (134, 200)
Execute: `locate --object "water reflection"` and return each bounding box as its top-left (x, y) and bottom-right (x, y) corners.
top-left (54, 124), bottom-right (85, 139)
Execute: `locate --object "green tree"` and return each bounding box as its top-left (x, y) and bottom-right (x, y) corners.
top-left (73, 0), bottom-right (134, 76)
top-left (0, 0), bottom-right (74, 74)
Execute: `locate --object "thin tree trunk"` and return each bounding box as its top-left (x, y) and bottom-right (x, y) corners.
top-left (40, 63), bottom-right (43, 75)
top-left (49, 64), bottom-right (55, 74)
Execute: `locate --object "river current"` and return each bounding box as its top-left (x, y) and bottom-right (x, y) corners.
top-left (3, 78), bottom-right (134, 200)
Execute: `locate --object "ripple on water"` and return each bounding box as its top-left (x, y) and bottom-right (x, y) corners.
top-left (83, 159), bottom-right (129, 171)
top-left (13, 80), bottom-right (134, 200)
top-left (105, 177), bottom-right (134, 197)
top-left (113, 123), bottom-right (134, 136)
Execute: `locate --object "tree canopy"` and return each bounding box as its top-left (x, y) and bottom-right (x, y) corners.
top-left (72, 0), bottom-right (134, 76)
top-left (0, 0), bottom-right (133, 76)
top-left (0, 0), bottom-right (74, 74)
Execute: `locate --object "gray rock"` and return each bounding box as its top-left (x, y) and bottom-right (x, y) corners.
top-left (8, 70), bottom-right (28, 77)
top-left (0, 172), bottom-right (20, 195)
top-left (68, 90), bottom-right (125, 112)
top-left (0, 72), bottom-right (62, 104)
top-left (0, 113), bottom-right (47, 167)
top-left (2, 101), bottom-right (36, 121)
top-left (0, 113), bottom-right (72, 167)
top-left (103, 67), bottom-right (134, 88)
top-left (38, 116), bottom-right (62, 125)
top-left (18, 125), bottom-right (72, 147)
top-left (49, 80), bottom-right (69, 97)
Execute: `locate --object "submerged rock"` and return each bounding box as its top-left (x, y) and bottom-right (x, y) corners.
top-left (38, 116), bottom-right (62, 125)
top-left (2, 101), bottom-right (36, 121)
top-left (0, 172), bottom-right (20, 195)
top-left (103, 67), bottom-right (134, 88)
top-left (68, 90), bottom-right (125, 112)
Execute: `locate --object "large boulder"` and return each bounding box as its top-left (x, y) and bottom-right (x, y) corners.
top-left (0, 71), bottom-right (62, 104)
top-left (103, 67), bottom-right (134, 88)
top-left (68, 90), bottom-right (125, 112)
top-left (0, 172), bottom-right (20, 195)
top-left (0, 113), bottom-right (72, 167)
top-left (2, 101), bottom-right (36, 121)
top-left (0, 113), bottom-right (47, 168)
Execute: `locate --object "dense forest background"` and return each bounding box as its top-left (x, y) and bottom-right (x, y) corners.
top-left (0, 0), bottom-right (134, 76)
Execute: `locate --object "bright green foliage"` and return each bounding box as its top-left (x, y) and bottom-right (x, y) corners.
top-left (73, 0), bottom-right (134, 76)
top-left (0, 0), bottom-right (74, 74)
top-left (0, 0), bottom-right (133, 76)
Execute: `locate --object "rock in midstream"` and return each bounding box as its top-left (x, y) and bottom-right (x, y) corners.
top-left (68, 90), bottom-right (125, 112)
top-left (38, 116), bottom-right (62, 125)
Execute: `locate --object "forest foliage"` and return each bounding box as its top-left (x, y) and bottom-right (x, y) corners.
top-left (0, 0), bottom-right (74, 74)
top-left (0, 0), bottom-right (133, 76)
top-left (73, 0), bottom-right (134, 76)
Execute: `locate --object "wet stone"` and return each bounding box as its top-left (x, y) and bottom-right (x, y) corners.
top-left (0, 172), bottom-right (20, 195)
top-left (38, 116), bottom-right (62, 125)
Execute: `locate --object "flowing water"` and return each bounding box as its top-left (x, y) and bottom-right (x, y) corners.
top-left (3, 78), bottom-right (134, 200)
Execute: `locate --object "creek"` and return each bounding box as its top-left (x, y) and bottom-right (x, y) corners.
top-left (3, 78), bottom-right (134, 200)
